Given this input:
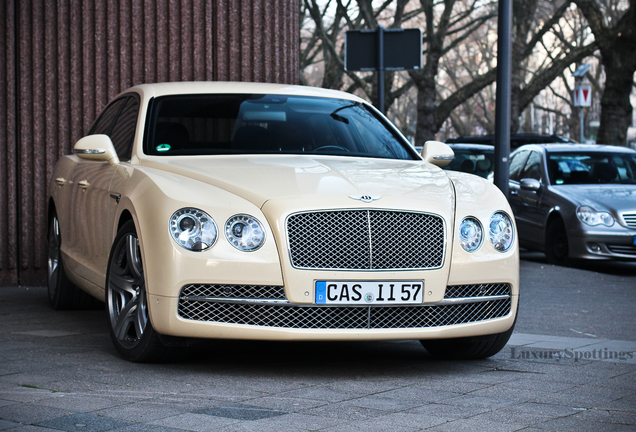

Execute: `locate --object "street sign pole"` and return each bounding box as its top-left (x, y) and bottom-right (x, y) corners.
top-left (572, 65), bottom-right (592, 143)
top-left (345, 27), bottom-right (421, 115)
top-left (580, 108), bottom-right (585, 142)
top-left (377, 26), bottom-right (385, 114)
top-left (494, 0), bottom-right (512, 198)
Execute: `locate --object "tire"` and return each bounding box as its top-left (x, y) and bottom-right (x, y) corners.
top-left (421, 318), bottom-right (516, 360)
top-left (47, 213), bottom-right (101, 310)
top-left (545, 218), bottom-right (569, 265)
top-left (105, 220), bottom-right (173, 362)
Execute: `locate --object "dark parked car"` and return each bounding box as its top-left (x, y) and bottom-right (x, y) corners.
top-left (507, 144), bottom-right (636, 264)
top-left (446, 133), bottom-right (576, 150)
top-left (444, 143), bottom-right (494, 179)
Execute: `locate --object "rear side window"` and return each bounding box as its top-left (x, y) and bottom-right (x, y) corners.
top-left (90, 98), bottom-right (127, 136)
top-left (110, 96), bottom-right (140, 161)
top-left (89, 95), bottom-right (140, 161)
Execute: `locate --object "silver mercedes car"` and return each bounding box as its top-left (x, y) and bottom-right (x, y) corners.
top-left (508, 144), bottom-right (636, 264)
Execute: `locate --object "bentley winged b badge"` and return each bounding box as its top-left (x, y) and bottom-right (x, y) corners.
top-left (349, 195), bottom-right (381, 203)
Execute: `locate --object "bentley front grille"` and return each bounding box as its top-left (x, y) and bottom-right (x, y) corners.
top-left (286, 210), bottom-right (445, 270)
top-left (177, 283), bottom-right (512, 329)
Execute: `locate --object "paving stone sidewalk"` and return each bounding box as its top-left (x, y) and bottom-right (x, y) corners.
top-left (1, 286), bottom-right (635, 431)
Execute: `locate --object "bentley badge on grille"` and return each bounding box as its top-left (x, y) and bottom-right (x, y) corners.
top-left (349, 195), bottom-right (381, 203)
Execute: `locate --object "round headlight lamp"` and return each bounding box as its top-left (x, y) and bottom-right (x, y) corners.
top-left (225, 214), bottom-right (266, 251)
top-left (459, 217), bottom-right (483, 252)
top-left (169, 208), bottom-right (217, 251)
top-left (489, 211), bottom-right (514, 252)
top-left (576, 205), bottom-right (615, 227)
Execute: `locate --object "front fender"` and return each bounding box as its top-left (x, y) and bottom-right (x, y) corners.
top-left (445, 172), bottom-right (519, 296)
top-left (112, 166), bottom-right (284, 299)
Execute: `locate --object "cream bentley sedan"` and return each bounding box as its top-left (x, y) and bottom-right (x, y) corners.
top-left (47, 82), bottom-right (518, 362)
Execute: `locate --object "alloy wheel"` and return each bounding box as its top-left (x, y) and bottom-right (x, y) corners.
top-left (107, 233), bottom-right (148, 349)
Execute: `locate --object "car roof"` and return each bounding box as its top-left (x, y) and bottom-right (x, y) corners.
top-left (125, 81), bottom-right (366, 103)
top-left (514, 143), bottom-right (636, 154)
top-left (446, 133), bottom-right (575, 146)
top-left (447, 143), bottom-right (494, 151)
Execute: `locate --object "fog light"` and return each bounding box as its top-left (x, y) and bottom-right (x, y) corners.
top-left (589, 243), bottom-right (601, 252)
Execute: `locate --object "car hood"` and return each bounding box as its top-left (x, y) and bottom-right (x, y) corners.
top-left (552, 184), bottom-right (636, 213)
top-left (141, 155), bottom-right (454, 210)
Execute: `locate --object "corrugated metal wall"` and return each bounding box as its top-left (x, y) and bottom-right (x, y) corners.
top-left (0, 0), bottom-right (299, 286)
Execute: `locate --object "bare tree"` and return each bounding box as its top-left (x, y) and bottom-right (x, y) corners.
top-left (300, 0), bottom-right (600, 146)
top-left (573, 0), bottom-right (636, 145)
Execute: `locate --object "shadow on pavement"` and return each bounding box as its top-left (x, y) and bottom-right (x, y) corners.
top-left (520, 249), bottom-right (636, 276)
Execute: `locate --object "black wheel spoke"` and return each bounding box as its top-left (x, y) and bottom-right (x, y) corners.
top-left (126, 235), bottom-right (143, 280)
top-left (113, 295), bottom-right (139, 340)
top-left (107, 228), bottom-right (148, 349)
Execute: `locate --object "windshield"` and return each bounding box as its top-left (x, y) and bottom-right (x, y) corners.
top-left (547, 152), bottom-right (636, 185)
top-left (443, 148), bottom-right (494, 178)
top-left (145, 94), bottom-right (417, 160)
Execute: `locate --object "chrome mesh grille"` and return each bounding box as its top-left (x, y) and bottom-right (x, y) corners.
top-left (287, 210), bottom-right (444, 270)
top-left (181, 284), bottom-right (285, 299)
top-left (177, 283), bottom-right (511, 329)
top-left (622, 213), bottom-right (636, 229)
top-left (444, 283), bottom-right (511, 298)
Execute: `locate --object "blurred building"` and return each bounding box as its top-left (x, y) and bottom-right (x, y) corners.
top-left (0, 0), bottom-right (299, 285)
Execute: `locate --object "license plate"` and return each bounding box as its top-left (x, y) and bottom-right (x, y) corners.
top-left (315, 281), bottom-right (423, 305)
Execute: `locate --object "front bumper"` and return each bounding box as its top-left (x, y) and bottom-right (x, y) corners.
top-left (568, 228), bottom-right (636, 261)
top-left (148, 283), bottom-right (518, 341)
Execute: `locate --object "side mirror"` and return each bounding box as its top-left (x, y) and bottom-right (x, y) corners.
top-left (520, 178), bottom-right (541, 192)
top-left (74, 134), bottom-right (119, 165)
top-left (421, 140), bottom-right (454, 167)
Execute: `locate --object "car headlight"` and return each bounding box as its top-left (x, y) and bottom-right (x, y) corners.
top-left (169, 208), bottom-right (217, 251)
top-left (576, 205), bottom-right (615, 227)
top-left (225, 214), bottom-right (266, 251)
top-left (489, 211), bottom-right (514, 252)
top-left (459, 217), bottom-right (483, 252)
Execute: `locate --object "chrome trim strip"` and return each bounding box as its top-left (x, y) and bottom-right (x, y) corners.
top-left (434, 295), bottom-right (510, 305)
top-left (181, 294), bottom-right (510, 307)
top-left (74, 148), bottom-right (106, 155)
top-left (182, 297), bottom-right (293, 305)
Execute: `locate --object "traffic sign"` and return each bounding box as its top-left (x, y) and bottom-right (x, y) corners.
top-left (574, 81), bottom-right (592, 107)
top-left (345, 28), bottom-right (422, 71)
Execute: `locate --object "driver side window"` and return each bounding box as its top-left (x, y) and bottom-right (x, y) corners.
top-left (520, 151), bottom-right (542, 181)
top-left (509, 151), bottom-right (529, 182)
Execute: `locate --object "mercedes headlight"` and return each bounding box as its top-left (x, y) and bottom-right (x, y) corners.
top-left (169, 208), bottom-right (217, 251)
top-left (489, 211), bottom-right (514, 252)
top-left (459, 217), bottom-right (483, 252)
top-left (225, 214), bottom-right (266, 251)
top-left (576, 205), bottom-right (614, 227)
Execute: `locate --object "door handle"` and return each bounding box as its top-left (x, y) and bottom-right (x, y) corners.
top-left (55, 177), bottom-right (66, 186)
top-left (78, 180), bottom-right (90, 189)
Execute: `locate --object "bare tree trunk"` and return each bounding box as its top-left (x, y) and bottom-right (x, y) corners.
top-left (596, 45), bottom-right (635, 145)
top-left (574, 0), bottom-right (636, 145)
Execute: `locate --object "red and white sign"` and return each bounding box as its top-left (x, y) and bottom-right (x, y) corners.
top-left (574, 82), bottom-right (592, 107)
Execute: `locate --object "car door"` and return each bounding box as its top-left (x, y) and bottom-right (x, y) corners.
top-left (62, 98), bottom-right (127, 282)
top-left (508, 150), bottom-right (529, 237)
top-left (511, 150), bottom-right (546, 247)
top-left (68, 95), bottom-right (140, 288)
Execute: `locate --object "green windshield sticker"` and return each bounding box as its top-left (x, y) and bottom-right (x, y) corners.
top-left (156, 144), bottom-right (171, 152)
top-left (556, 179), bottom-right (564, 185)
